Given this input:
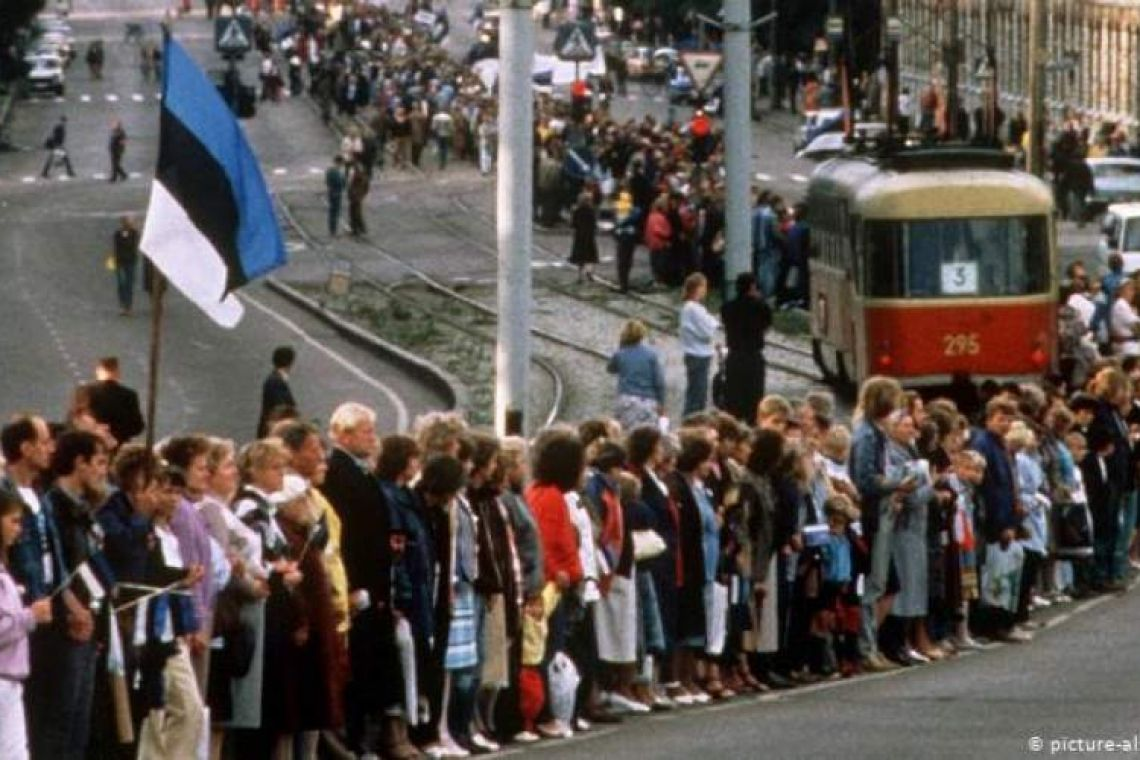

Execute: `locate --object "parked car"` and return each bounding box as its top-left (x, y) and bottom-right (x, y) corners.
top-left (795, 107), bottom-right (844, 152)
top-left (795, 122), bottom-right (889, 161)
top-left (27, 54), bottom-right (65, 95)
top-left (1097, 202), bottom-right (1140, 274)
top-left (625, 46), bottom-right (675, 79)
top-left (1084, 157), bottom-right (1140, 215)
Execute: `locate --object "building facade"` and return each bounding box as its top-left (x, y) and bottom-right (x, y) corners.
top-left (897, 0), bottom-right (1140, 126)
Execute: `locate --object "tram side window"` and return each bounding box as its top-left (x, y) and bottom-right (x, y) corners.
top-left (863, 216), bottom-right (1049, 298)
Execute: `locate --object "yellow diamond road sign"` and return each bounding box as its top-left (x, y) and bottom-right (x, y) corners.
top-left (681, 51), bottom-right (723, 94)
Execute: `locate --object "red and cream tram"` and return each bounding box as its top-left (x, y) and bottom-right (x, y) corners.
top-left (805, 148), bottom-right (1057, 393)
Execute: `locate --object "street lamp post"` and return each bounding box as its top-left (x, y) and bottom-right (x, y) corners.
top-left (722, 0), bottom-right (752, 289)
top-left (494, 0), bottom-right (534, 435)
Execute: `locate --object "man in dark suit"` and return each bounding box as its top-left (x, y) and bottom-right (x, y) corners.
top-left (87, 356), bottom-right (145, 446)
top-left (319, 402), bottom-right (416, 759)
top-left (257, 345), bottom-right (297, 437)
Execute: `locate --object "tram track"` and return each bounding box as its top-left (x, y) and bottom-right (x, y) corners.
top-left (441, 195), bottom-right (823, 382)
top-left (276, 198), bottom-right (565, 427)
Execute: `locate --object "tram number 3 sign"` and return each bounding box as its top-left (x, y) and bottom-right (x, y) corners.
top-left (942, 333), bottom-right (981, 357)
top-left (941, 262), bottom-right (979, 296)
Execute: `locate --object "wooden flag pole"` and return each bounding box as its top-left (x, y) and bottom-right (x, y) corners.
top-left (145, 272), bottom-right (166, 451)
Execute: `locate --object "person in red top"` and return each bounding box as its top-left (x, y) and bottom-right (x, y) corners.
top-left (643, 197), bottom-right (673, 286)
top-left (524, 428), bottom-right (587, 737)
top-left (689, 109), bottom-right (713, 165)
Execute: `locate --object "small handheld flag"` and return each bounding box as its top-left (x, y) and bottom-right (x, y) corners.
top-left (140, 34), bottom-right (286, 328)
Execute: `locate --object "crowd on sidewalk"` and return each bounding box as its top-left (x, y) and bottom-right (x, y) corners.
top-left (2, 328), bottom-right (1137, 760)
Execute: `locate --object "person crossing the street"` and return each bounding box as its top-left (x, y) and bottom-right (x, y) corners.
top-left (41, 116), bottom-right (76, 180)
top-left (108, 120), bottom-right (128, 183)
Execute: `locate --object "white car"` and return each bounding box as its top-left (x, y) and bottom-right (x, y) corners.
top-left (795, 122), bottom-right (889, 161)
top-left (24, 47), bottom-right (62, 66)
top-left (1097, 202), bottom-right (1140, 274)
top-left (27, 55), bottom-right (65, 95)
top-left (795, 107), bottom-right (845, 151)
top-left (36, 15), bottom-right (74, 38)
top-left (796, 131), bottom-right (847, 162)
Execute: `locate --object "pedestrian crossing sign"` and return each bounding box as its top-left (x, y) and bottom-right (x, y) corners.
top-left (556, 22), bottom-right (596, 62)
top-left (215, 17), bottom-right (252, 55)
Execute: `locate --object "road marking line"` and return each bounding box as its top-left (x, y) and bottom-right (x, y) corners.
top-left (273, 167), bottom-right (288, 175)
top-left (131, 93), bottom-right (145, 102)
top-left (106, 94), bottom-right (119, 102)
top-left (21, 177), bottom-right (35, 184)
top-left (54, 97), bottom-right (65, 103)
top-left (653, 95), bottom-right (665, 103)
top-left (627, 94), bottom-right (639, 101)
top-left (308, 167), bottom-right (322, 174)
top-left (789, 173), bottom-right (809, 183)
top-left (129, 172), bottom-right (142, 179)
top-left (755, 172), bottom-right (773, 181)
top-left (155, 93), bottom-right (162, 100)
top-left (93, 172), bottom-right (107, 180)
top-left (80, 94), bottom-right (92, 102)
top-left (240, 290), bottom-right (411, 431)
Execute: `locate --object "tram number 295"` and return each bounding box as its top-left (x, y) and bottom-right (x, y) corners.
top-left (942, 333), bottom-right (981, 357)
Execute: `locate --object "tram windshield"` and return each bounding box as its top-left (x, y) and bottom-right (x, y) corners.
top-left (863, 216), bottom-right (1050, 298)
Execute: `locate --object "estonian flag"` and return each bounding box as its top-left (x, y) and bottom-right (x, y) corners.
top-left (140, 34), bottom-right (286, 328)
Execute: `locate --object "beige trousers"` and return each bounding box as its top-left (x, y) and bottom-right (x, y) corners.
top-left (137, 644), bottom-right (205, 760)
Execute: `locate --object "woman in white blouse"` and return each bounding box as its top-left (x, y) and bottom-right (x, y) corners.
top-left (1110, 278), bottom-right (1140, 356)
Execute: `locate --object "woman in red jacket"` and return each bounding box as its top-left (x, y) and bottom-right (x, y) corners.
top-left (524, 429), bottom-right (587, 738)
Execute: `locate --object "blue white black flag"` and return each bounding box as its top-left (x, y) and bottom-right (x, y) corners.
top-left (140, 34), bottom-right (286, 327)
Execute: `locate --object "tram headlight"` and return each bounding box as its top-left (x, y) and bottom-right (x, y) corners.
top-left (876, 341), bottom-right (893, 370)
top-left (1030, 338), bottom-right (1048, 370)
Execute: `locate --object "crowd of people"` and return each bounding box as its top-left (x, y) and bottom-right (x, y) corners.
top-left (2, 329), bottom-right (1137, 760)
top-left (248, 3), bottom-right (809, 304)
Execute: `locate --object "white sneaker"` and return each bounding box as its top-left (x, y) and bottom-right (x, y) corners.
top-left (606, 691), bottom-right (651, 714)
top-left (1031, 594), bottom-right (1052, 608)
top-left (537, 720), bottom-right (573, 739)
top-left (904, 647), bottom-right (930, 664)
top-left (442, 740), bottom-right (470, 758)
top-left (690, 690), bottom-right (711, 704)
top-left (672, 692), bottom-right (694, 706)
top-left (471, 733), bottom-right (500, 753)
top-left (1001, 628), bottom-right (1034, 643)
top-left (953, 635), bottom-right (982, 651)
top-left (1052, 593), bottom-right (1072, 604)
top-left (574, 717), bottom-right (592, 732)
top-left (513, 731), bottom-right (541, 744)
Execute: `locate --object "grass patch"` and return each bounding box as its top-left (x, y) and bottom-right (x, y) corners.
top-left (773, 308), bottom-right (811, 337)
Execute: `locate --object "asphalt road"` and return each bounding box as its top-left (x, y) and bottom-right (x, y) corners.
top-left (522, 585), bottom-right (1140, 760)
top-left (0, 0), bottom-right (450, 439)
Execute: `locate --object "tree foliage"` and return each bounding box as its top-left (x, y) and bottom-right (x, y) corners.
top-left (0, 0), bottom-right (47, 46)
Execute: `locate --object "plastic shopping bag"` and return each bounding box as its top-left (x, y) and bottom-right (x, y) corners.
top-left (547, 651), bottom-right (581, 727)
top-left (981, 541), bottom-right (1024, 614)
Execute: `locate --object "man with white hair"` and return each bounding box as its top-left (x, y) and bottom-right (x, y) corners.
top-left (320, 403), bottom-right (417, 759)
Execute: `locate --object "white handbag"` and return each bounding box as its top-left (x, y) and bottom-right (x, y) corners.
top-left (632, 529), bottom-right (667, 561)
